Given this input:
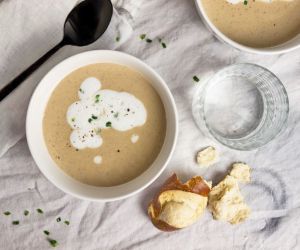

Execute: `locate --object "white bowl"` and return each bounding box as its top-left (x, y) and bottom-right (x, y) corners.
top-left (26, 50), bottom-right (178, 202)
top-left (194, 0), bottom-right (300, 55)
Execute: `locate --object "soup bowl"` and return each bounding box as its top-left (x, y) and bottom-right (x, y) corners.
top-left (26, 50), bottom-right (178, 202)
top-left (194, 0), bottom-right (300, 55)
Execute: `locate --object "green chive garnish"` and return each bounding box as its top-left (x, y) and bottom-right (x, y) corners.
top-left (161, 42), bottom-right (167, 48)
top-left (3, 211), bottom-right (11, 216)
top-left (244, 0), bottom-right (248, 5)
top-left (91, 115), bottom-right (98, 120)
top-left (79, 88), bottom-right (84, 93)
top-left (48, 239), bottom-right (58, 247)
top-left (64, 220), bottom-right (70, 225)
top-left (146, 38), bottom-right (152, 43)
top-left (193, 76), bottom-right (200, 82)
top-left (71, 118), bottom-right (75, 122)
top-left (88, 118), bottom-right (92, 123)
top-left (95, 94), bottom-right (100, 103)
top-left (56, 217), bottom-right (61, 222)
top-left (12, 220), bottom-right (19, 225)
top-left (116, 36), bottom-right (120, 42)
top-left (24, 210), bottom-right (29, 216)
top-left (37, 208), bottom-right (43, 214)
top-left (140, 34), bottom-right (146, 40)
top-left (43, 230), bottom-right (50, 236)
top-left (106, 121), bottom-right (112, 127)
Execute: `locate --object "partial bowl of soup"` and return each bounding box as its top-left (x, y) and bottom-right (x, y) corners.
top-left (26, 50), bottom-right (178, 202)
top-left (195, 0), bottom-right (300, 54)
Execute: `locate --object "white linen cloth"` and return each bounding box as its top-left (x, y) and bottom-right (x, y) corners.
top-left (1, 0), bottom-right (300, 249)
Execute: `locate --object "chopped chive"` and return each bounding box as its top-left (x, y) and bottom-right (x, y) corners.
top-left (146, 38), bottom-right (152, 43)
top-left (161, 42), bottom-right (167, 48)
top-left (56, 217), bottom-right (61, 222)
top-left (116, 36), bottom-right (120, 42)
top-left (113, 112), bottom-right (119, 118)
top-left (106, 121), bottom-right (112, 127)
top-left (3, 211), bottom-right (11, 216)
top-left (140, 34), bottom-right (146, 40)
top-left (193, 75), bottom-right (200, 82)
top-left (88, 118), bottom-right (92, 123)
top-left (37, 208), bottom-right (43, 214)
top-left (91, 115), bottom-right (98, 120)
top-left (95, 94), bottom-right (100, 102)
top-left (43, 230), bottom-right (50, 236)
top-left (12, 220), bottom-right (19, 225)
top-left (95, 94), bottom-right (100, 103)
top-left (79, 88), bottom-right (84, 93)
top-left (48, 239), bottom-right (58, 248)
top-left (71, 118), bottom-right (75, 122)
top-left (244, 0), bottom-right (248, 5)
top-left (24, 210), bottom-right (29, 216)
top-left (64, 220), bottom-right (70, 225)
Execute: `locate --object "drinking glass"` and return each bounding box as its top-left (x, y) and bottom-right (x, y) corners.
top-left (192, 63), bottom-right (289, 150)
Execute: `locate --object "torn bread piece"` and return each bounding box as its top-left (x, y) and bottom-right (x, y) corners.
top-left (208, 164), bottom-right (251, 224)
top-left (230, 163), bottom-right (251, 183)
top-left (148, 174), bottom-right (211, 231)
top-left (196, 146), bottom-right (217, 167)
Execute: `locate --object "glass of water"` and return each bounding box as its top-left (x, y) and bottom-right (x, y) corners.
top-left (192, 63), bottom-right (289, 150)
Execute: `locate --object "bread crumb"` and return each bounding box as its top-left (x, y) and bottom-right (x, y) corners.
top-left (196, 146), bottom-right (217, 167)
top-left (230, 163), bottom-right (251, 183)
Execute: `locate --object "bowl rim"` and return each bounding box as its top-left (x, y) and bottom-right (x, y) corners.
top-left (26, 50), bottom-right (178, 202)
top-left (194, 0), bottom-right (300, 55)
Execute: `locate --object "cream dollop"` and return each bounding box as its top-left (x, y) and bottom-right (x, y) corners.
top-left (94, 155), bottom-right (103, 165)
top-left (227, 0), bottom-right (293, 3)
top-left (67, 78), bottom-right (147, 149)
top-left (131, 134), bottom-right (139, 144)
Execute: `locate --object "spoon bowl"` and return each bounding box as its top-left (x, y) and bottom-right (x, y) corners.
top-left (64, 0), bottom-right (113, 46)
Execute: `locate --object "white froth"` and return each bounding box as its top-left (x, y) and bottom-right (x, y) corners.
top-left (67, 77), bottom-right (147, 150)
top-left (94, 155), bottom-right (102, 165)
top-left (131, 134), bottom-right (139, 143)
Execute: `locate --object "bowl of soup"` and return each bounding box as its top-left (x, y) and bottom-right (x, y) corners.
top-left (195, 0), bottom-right (300, 54)
top-left (26, 50), bottom-right (178, 202)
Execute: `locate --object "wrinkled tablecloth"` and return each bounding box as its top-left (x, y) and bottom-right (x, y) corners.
top-left (1, 0), bottom-right (300, 249)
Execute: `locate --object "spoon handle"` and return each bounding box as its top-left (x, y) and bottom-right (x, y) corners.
top-left (0, 40), bottom-right (65, 102)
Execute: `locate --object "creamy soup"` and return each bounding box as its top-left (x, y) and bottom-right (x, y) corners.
top-left (201, 0), bottom-right (300, 48)
top-left (43, 63), bottom-right (166, 187)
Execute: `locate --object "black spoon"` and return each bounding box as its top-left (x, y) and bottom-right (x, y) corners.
top-left (0, 0), bottom-right (113, 102)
